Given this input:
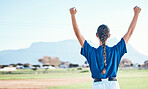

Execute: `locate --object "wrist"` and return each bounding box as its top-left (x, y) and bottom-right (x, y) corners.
top-left (71, 14), bottom-right (76, 17)
top-left (134, 13), bottom-right (140, 16)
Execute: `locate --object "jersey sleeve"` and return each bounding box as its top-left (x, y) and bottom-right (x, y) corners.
top-left (112, 38), bottom-right (127, 62)
top-left (80, 40), bottom-right (94, 63)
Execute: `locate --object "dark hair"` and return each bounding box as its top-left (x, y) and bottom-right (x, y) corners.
top-left (97, 24), bottom-right (110, 74)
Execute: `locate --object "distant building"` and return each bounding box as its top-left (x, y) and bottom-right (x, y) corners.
top-left (0, 67), bottom-right (17, 72)
top-left (16, 65), bottom-right (24, 69)
top-left (133, 63), bottom-right (139, 68)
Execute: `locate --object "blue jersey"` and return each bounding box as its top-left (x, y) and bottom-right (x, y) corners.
top-left (81, 38), bottom-right (127, 79)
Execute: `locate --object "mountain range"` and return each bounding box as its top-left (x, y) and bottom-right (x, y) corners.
top-left (0, 38), bottom-right (147, 65)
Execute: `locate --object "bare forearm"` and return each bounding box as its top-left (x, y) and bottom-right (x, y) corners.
top-left (123, 6), bottom-right (141, 44)
top-left (127, 13), bottom-right (139, 35)
top-left (71, 14), bottom-right (85, 47)
top-left (123, 14), bottom-right (139, 44)
top-left (71, 15), bottom-right (80, 36)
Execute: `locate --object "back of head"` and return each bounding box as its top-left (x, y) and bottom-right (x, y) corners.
top-left (97, 24), bottom-right (110, 74)
top-left (97, 24), bottom-right (110, 42)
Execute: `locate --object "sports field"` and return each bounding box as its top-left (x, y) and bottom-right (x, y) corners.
top-left (0, 68), bottom-right (148, 89)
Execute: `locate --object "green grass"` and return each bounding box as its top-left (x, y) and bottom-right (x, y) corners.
top-left (0, 68), bottom-right (90, 79)
top-left (118, 70), bottom-right (148, 89)
top-left (43, 82), bottom-right (92, 89)
top-left (42, 69), bottom-right (148, 89)
top-left (0, 68), bottom-right (148, 89)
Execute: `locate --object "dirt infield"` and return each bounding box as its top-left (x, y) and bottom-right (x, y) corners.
top-left (0, 77), bottom-right (92, 89)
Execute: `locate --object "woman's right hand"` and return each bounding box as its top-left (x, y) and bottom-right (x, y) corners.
top-left (134, 6), bottom-right (141, 14)
top-left (69, 7), bottom-right (77, 15)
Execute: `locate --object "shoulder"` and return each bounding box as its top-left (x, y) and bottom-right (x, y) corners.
top-left (110, 38), bottom-right (127, 54)
top-left (112, 38), bottom-right (126, 47)
top-left (82, 40), bottom-right (95, 49)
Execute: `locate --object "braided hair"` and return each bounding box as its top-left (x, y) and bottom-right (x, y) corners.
top-left (97, 24), bottom-right (110, 74)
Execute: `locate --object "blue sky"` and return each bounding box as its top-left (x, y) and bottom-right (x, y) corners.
top-left (0, 0), bottom-right (148, 56)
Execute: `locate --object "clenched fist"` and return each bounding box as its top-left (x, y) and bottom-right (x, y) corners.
top-left (134, 6), bottom-right (141, 14)
top-left (69, 7), bottom-right (77, 15)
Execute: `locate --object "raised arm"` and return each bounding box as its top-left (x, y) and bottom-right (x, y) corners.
top-left (123, 6), bottom-right (141, 44)
top-left (69, 7), bottom-right (85, 48)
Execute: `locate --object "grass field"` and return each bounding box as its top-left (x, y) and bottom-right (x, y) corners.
top-left (0, 68), bottom-right (148, 89)
top-left (42, 69), bottom-right (148, 89)
top-left (0, 68), bottom-right (90, 79)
